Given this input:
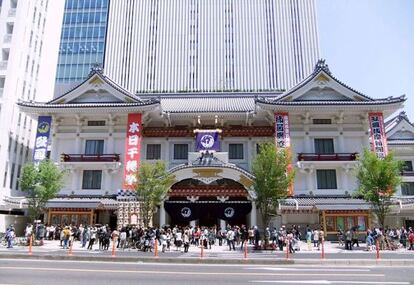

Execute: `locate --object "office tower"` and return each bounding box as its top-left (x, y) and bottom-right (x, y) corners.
top-left (54, 0), bottom-right (109, 94)
top-left (56, 0), bottom-right (319, 94)
top-left (0, 0), bottom-right (64, 232)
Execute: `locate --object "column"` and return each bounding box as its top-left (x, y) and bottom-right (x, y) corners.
top-left (71, 169), bottom-right (78, 192)
top-left (306, 168), bottom-right (314, 193)
top-left (50, 116), bottom-right (59, 161)
top-left (159, 201), bottom-right (166, 226)
top-left (107, 115), bottom-right (114, 153)
top-left (247, 139), bottom-right (253, 170)
top-left (250, 201), bottom-right (257, 227)
top-left (104, 169), bottom-right (112, 192)
top-left (341, 168), bottom-right (349, 193)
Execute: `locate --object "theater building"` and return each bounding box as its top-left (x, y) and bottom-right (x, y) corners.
top-left (15, 61), bottom-right (407, 233)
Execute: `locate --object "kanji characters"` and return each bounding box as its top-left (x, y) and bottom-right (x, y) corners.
top-left (35, 136), bottom-right (48, 148)
top-left (129, 122), bottom-right (140, 134)
top-left (126, 160), bottom-right (138, 172)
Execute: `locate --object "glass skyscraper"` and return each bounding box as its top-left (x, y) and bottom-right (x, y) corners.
top-left (55, 0), bottom-right (109, 83)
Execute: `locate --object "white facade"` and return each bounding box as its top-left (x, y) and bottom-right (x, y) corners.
top-left (104, 0), bottom-right (320, 93)
top-left (0, 0), bottom-right (64, 232)
top-left (17, 61), bottom-right (406, 231)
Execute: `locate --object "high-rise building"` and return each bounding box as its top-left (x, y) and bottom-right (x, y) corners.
top-left (55, 0), bottom-right (319, 94)
top-left (0, 0), bottom-right (64, 232)
top-left (55, 0), bottom-right (109, 84)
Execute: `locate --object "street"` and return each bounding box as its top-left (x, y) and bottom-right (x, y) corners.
top-left (0, 259), bottom-right (413, 285)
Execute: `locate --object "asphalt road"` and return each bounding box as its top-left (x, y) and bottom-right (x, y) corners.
top-left (0, 259), bottom-right (413, 285)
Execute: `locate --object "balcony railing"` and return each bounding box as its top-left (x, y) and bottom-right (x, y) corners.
top-left (401, 170), bottom-right (414, 176)
top-left (298, 153), bottom-right (358, 161)
top-left (61, 153), bottom-right (120, 162)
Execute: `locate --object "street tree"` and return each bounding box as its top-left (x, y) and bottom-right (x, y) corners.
top-left (355, 149), bottom-right (403, 228)
top-left (19, 160), bottom-right (66, 222)
top-left (252, 142), bottom-right (295, 227)
top-left (134, 161), bottom-right (175, 228)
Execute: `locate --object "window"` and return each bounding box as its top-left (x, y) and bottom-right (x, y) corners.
top-left (316, 169), bottom-right (337, 189)
top-left (85, 140), bottom-right (104, 155)
top-left (229, 143), bottom-right (244, 159)
top-left (313, 119), bottom-right (332, 124)
top-left (146, 144), bottom-right (161, 160)
top-left (173, 144), bottom-right (188, 160)
top-left (9, 163), bottom-right (15, 189)
top-left (314, 139), bottom-right (334, 154)
top-left (402, 182), bottom-right (414, 196)
top-left (403, 161), bottom-right (413, 172)
top-left (82, 170), bottom-right (102, 189)
top-left (87, 120), bottom-right (105, 126)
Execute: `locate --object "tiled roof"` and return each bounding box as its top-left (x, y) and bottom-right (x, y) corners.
top-left (280, 196), bottom-right (371, 210)
top-left (18, 100), bottom-right (158, 109)
top-left (160, 96), bottom-right (257, 113)
top-left (50, 68), bottom-right (140, 104)
top-left (387, 140), bottom-right (414, 145)
top-left (385, 111), bottom-right (413, 132)
top-left (256, 96), bottom-right (406, 106)
top-left (46, 197), bottom-right (118, 209)
top-left (276, 59), bottom-right (374, 102)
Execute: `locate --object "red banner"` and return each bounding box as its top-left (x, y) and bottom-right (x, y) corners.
top-left (368, 112), bottom-right (388, 158)
top-left (275, 113), bottom-right (294, 196)
top-left (123, 113), bottom-right (142, 190)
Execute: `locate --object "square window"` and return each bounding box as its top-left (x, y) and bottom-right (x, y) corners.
top-left (229, 143), bottom-right (244, 159)
top-left (402, 182), bottom-right (414, 196)
top-left (82, 170), bottom-right (102, 189)
top-left (314, 139), bottom-right (334, 154)
top-left (403, 161), bottom-right (413, 172)
top-left (146, 144), bottom-right (161, 160)
top-left (85, 140), bottom-right (104, 155)
top-left (173, 144), bottom-right (188, 160)
top-left (316, 169), bottom-right (337, 189)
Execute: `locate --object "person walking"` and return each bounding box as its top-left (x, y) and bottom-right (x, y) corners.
top-left (87, 227), bottom-right (97, 250)
top-left (313, 229), bottom-right (319, 249)
top-left (306, 228), bottom-right (312, 251)
top-left (226, 227), bottom-right (236, 251)
top-left (345, 229), bottom-right (352, 250)
top-left (62, 226), bottom-right (71, 250)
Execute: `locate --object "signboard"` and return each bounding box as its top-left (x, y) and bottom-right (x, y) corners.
top-left (274, 113), bottom-right (291, 148)
top-left (368, 112), bottom-right (388, 158)
top-left (33, 116), bottom-right (52, 165)
top-left (122, 113), bottom-right (142, 190)
top-left (274, 113), bottom-right (293, 196)
top-left (195, 130), bottom-right (220, 151)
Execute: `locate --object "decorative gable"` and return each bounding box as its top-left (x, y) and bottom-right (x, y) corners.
top-left (386, 112), bottom-right (414, 140)
top-left (50, 71), bottom-right (139, 105)
top-left (278, 59), bottom-right (372, 103)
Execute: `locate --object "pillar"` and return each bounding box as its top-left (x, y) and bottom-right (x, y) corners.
top-left (250, 201), bottom-right (257, 227)
top-left (306, 168), bottom-right (314, 193)
top-left (159, 202), bottom-right (166, 227)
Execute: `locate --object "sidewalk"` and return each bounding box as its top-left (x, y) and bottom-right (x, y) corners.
top-left (1, 239), bottom-right (413, 266)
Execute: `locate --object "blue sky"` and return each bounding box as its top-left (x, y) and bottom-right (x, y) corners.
top-left (317, 0), bottom-right (414, 120)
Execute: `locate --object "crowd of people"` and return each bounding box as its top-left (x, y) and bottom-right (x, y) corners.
top-left (3, 223), bottom-right (414, 253)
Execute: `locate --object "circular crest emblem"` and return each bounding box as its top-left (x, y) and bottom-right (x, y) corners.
top-left (224, 207), bottom-right (235, 218)
top-left (181, 207), bottom-right (191, 218)
top-left (38, 122), bottom-right (50, 134)
top-left (200, 134), bottom-right (215, 149)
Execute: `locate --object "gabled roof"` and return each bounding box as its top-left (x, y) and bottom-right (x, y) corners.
top-left (275, 59), bottom-right (373, 102)
top-left (256, 59), bottom-right (406, 111)
top-left (50, 66), bottom-right (140, 104)
top-left (385, 111), bottom-right (414, 144)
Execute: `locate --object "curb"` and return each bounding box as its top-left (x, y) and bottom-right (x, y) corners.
top-left (1, 254), bottom-right (414, 266)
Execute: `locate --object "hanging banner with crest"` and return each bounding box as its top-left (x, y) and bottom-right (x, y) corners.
top-left (33, 116), bottom-right (52, 165)
top-left (194, 129), bottom-right (221, 152)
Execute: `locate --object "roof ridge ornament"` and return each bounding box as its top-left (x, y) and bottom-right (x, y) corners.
top-left (313, 59), bottom-right (331, 75)
top-left (89, 62), bottom-right (104, 76)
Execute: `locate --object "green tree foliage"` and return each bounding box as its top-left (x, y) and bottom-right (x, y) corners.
top-left (355, 149), bottom-right (403, 228)
top-left (19, 160), bottom-right (66, 222)
top-left (135, 161), bottom-right (175, 228)
top-left (252, 142), bottom-right (295, 227)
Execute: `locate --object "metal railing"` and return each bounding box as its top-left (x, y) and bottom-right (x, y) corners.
top-left (61, 153), bottom-right (120, 162)
top-left (297, 153), bottom-right (358, 161)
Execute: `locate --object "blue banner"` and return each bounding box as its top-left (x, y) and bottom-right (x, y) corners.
top-left (33, 116), bottom-right (52, 164)
top-left (195, 131), bottom-right (220, 151)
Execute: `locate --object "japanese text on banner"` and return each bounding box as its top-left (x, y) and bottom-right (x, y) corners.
top-left (33, 116), bottom-right (52, 165)
top-left (123, 113), bottom-right (142, 190)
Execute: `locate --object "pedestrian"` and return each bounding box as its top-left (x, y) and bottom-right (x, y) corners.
top-left (318, 228), bottom-right (324, 251)
top-left (183, 229), bottom-right (190, 253)
top-left (62, 226), bottom-right (71, 249)
top-left (313, 229), bottom-right (319, 249)
top-left (5, 226), bottom-right (15, 248)
top-left (345, 229), bottom-right (352, 250)
top-left (306, 228), bottom-right (312, 251)
top-left (408, 231), bottom-right (414, 250)
top-left (253, 226), bottom-right (260, 249)
top-left (87, 227), bottom-right (97, 250)
top-left (119, 230), bottom-right (127, 250)
top-left (226, 227), bottom-right (236, 251)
